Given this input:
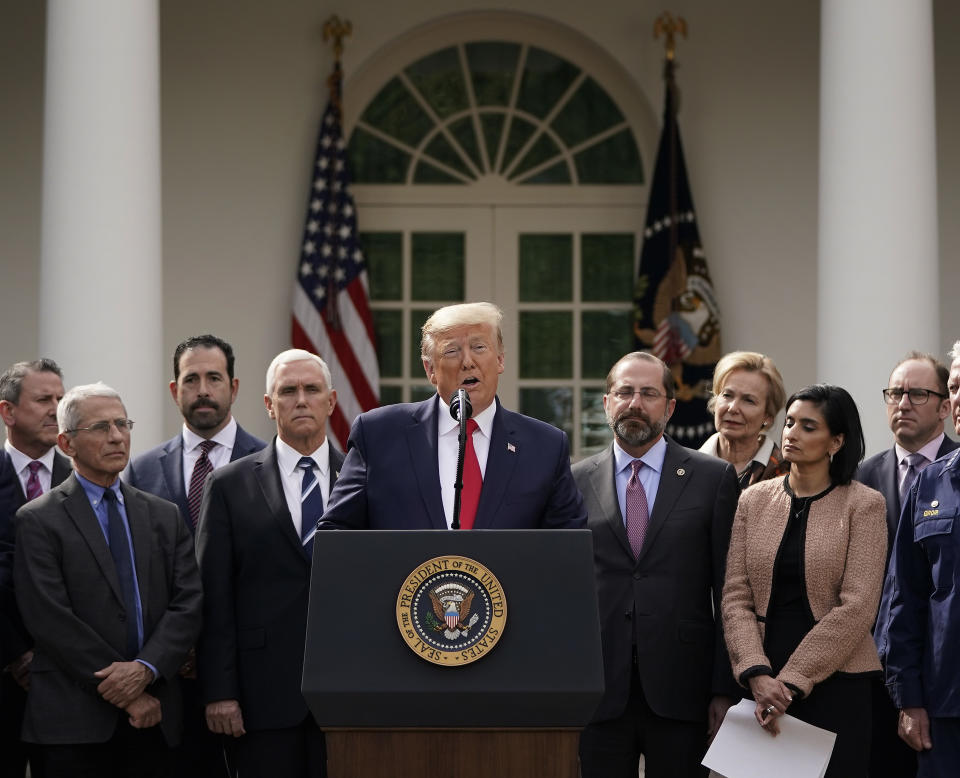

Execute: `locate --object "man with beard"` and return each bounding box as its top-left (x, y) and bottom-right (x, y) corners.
top-left (572, 351), bottom-right (739, 778)
top-left (126, 334), bottom-right (265, 777)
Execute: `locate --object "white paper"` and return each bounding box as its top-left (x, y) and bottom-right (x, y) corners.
top-left (702, 698), bottom-right (836, 778)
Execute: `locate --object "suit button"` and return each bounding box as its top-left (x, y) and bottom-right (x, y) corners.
top-left (624, 611), bottom-right (632, 620)
top-left (118, 612), bottom-right (127, 622)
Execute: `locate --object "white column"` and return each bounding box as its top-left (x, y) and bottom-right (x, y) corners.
top-left (818, 0), bottom-right (938, 455)
top-left (39, 0), bottom-right (164, 452)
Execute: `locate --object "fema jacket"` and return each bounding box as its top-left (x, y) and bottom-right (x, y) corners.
top-left (880, 447), bottom-right (960, 715)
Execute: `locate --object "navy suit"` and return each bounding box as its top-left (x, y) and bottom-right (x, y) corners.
top-left (881, 448), bottom-right (960, 777)
top-left (319, 396), bottom-right (586, 530)
top-left (126, 424), bottom-right (266, 530)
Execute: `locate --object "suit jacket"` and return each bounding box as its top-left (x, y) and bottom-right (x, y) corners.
top-left (126, 423), bottom-right (266, 529)
top-left (0, 448), bottom-right (72, 664)
top-left (13, 475), bottom-right (202, 745)
top-left (573, 438), bottom-right (740, 723)
top-left (856, 436), bottom-right (960, 554)
top-left (195, 440), bottom-right (344, 731)
top-left (319, 396), bottom-right (586, 530)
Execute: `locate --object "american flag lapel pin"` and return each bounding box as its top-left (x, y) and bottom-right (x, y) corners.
top-left (507, 442), bottom-right (516, 453)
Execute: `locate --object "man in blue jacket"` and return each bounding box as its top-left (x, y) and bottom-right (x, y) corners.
top-left (881, 340), bottom-right (960, 778)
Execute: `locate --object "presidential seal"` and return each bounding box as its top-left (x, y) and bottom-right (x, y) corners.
top-left (396, 555), bottom-right (507, 666)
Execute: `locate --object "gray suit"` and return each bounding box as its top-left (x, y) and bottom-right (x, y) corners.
top-left (13, 475), bottom-right (201, 746)
top-left (573, 438), bottom-right (739, 724)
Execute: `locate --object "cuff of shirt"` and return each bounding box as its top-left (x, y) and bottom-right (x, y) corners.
top-left (135, 659), bottom-right (158, 683)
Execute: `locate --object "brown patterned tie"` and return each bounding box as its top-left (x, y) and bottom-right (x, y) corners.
top-left (187, 440), bottom-right (216, 529)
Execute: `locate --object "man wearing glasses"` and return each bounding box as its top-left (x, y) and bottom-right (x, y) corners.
top-left (857, 352), bottom-right (958, 778)
top-left (573, 351), bottom-right (739, 778)
top-left (12, 383), bottom-right (201, 777)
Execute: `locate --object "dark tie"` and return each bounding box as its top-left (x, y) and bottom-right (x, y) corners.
top-left (101, 488), bottom-right (140, 659)
top-left (626, 460), bottom-right (650, 558)
top-left (298, 456), bottom-right (324, 558)
top-left (459, 419), bottom-right (482, 530)
top-left (899, 452), bottom-right (926, 507)
top-left (187, 440), bottom-right (216, 529)
top-left (25, 461), bottom-right (43, 501)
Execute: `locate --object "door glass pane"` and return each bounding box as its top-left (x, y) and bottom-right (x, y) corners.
top-left (518, 234), bottom-right (572, 302)
top-left (581, 311), bottom-right (633, 379)
top-left (405, 47), bottom-right (468, 119)
top-left (519, 312), bottom-right (572, 378)
top-left (362, 232), bottom-right (403, 300)
top-left (519, 388), bottom-right (573, 438)
top-left (411, 233), bottom-right (465, 300)
top-left (379, 385), bottom-right (403, 406)
top-left (581, 233), bottom-right (634, 301)
top-left (581, 388), bottom-right (611, 454)
top-left (373, 310), bottom-right (403, 378)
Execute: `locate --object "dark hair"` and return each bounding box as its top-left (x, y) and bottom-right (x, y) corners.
top-left (0, 359), bottom-right (64, 404)
top-left (173, 335), bottom-right (235, 381)
top-left (894, 351), bottom-right (949, 396)
top-left (785, 383), bottom-right (865, 485)
top-left (605, 351), bottom-right (676, 400)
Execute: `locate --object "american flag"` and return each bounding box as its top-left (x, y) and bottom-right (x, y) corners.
top-left (292, 63), bottom-right (379, 449)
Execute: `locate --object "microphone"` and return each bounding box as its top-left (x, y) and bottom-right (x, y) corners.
top-left (449, 389), bottom-right (473, 422)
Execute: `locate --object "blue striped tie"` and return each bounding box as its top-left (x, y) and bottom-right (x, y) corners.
top-left (298, 457), bottom-right (324, 559)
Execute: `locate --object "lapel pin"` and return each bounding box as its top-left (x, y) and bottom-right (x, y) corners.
top-left (931, 499), bottom-right (939, 507)
top-left (676, 468), bottom-right (685, 476)
top-left (507, 442), bottom-right (516, 453)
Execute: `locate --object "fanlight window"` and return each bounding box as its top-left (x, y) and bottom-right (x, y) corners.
top-left (348, 42), bottom-right (644, 185)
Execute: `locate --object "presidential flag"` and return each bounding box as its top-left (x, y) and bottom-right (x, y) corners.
top-left (632, 58), bottom-right (721, 448)
top-left (292, 62), bottom-right (379, 449)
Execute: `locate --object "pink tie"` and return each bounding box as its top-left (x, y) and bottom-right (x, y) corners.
top-left (459, 419), bottom-right (482, 529)
top-left (25, 461), bottom-right (43, 501)
top-left (626, 460), bottom-right (649, 558)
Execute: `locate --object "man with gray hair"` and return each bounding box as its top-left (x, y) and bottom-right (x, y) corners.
top-left (320, 301), bottom-right (585, 531)
top-left (0, 358), bottom-right (71, 778)
top-left (880, 341), bottom-right (960, 778)
top-left (196, 349), bottom-right (343, 778)
top-left (13, 382), bottom-right (201, 777)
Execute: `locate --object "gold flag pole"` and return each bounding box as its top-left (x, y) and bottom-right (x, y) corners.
top-left (322, 15), bottom-right (352, 111)
top-left (320, 15), bottom-right (352, 328)
top-left (653, 11), bottom-right (686, 62)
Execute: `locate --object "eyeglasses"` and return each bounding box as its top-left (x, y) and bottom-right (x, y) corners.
top-left (882, 388), bottom-right (946, 406)
top-left (66, 418), bottom-right (135, 435)
top-left (609, 388), bottom-right (666, 402)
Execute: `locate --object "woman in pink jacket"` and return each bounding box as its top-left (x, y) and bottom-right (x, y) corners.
top-left (722, 384), bottom-right (887, 777)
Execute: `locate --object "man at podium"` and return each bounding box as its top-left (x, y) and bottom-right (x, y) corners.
top-left (319, 302), bottom-right (585, 531)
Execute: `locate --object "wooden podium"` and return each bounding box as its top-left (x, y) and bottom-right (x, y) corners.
top-left (303, 529), bottom-right (603, 778)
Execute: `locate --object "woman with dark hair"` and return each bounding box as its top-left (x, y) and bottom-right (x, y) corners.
top-left (721, 384), bottom-right (887, 777)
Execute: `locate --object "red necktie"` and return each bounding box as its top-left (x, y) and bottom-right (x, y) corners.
top-left (25, 461), bottom-right (43, 501)
top-left (626, 460), bottom-right (649, 558)
top-left (187, 440), bottom-right (216, 529)
top-left (459, 419), bottom-right (482, 529)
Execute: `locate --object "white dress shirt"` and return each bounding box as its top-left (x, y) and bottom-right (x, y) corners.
top-left (437, 397), bottom-right (496, 529)
top-left (5, 440), bottom-right (56, 497)
top-left (180, 416), bottom-right (238, 495)
top-left (275, 436), bottom-right (331, 538)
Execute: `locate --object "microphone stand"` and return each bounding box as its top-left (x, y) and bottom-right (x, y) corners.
top-left (450, 388), bottom-right (470, 530)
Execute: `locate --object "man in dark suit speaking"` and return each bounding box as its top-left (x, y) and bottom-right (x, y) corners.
top-left (196, 350), bottom-right (343, 778)
top-left (319, 301), bottom-right (585, 531)
top-left (13, 383), bottom-right (202, 777)
top-left (573, 352), bottom-right (739, 778)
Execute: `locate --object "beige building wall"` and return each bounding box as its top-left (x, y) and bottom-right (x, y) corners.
top-left (1, 0), bottom-right (957, 451)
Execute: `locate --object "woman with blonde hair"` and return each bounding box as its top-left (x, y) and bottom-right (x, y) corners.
top-left (701, 351), bottom-right (788, 489)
